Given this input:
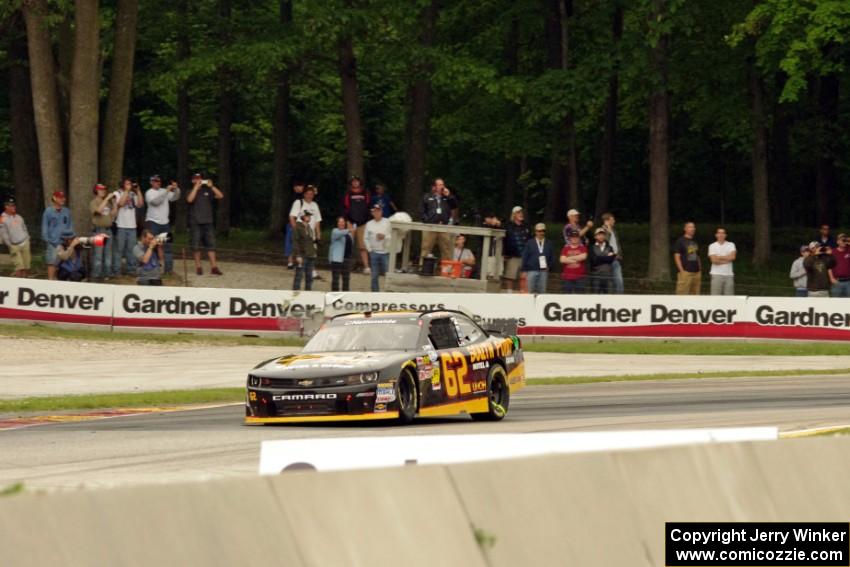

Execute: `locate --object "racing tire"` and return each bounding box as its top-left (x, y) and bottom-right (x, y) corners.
top-left (396, 368), bottom-right (418, 424)
top-left (471, 364), bottom-right (510, 421)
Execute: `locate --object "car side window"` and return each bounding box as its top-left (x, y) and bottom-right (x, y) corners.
top-left (429, 317), bottom-right (460, 350)
top-left (454, 316), bottom-right (484, 346)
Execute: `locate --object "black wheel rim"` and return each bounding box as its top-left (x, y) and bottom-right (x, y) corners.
top-left (400, 373), bottom-right (414, 413)
top-left (490, 368), bottom-right (506, 408)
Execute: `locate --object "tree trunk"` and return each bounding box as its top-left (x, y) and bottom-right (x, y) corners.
top-left (22, 0), bottom-right (66, 205)
top-left (560, 0), bottom-right (578, 214)
top-left (175, 0), bottom-right (190, 232)
top-left (402, 0), bottom-right (439, 214)
top-left (338, 35), bottom-right (364, 180)
top-left (270, 0), bottom-right (293, 236)
top-left (647, 1), bottom-right (670, 281)
top-left (750, 61), bottom-right (770, 267)
top-left (502, 17), bottom-right (519, 215)
top-left (545, 162), bottom-right (565, 224)
top-left (100, 0), bottom-right (138, 191)
top-left (595, 3), bottom-right (623, 217)
top-left (8, 12), bottom-right (43, 227)
top-left (503, 158), bottom-right (519, 215)
top-left (769, 73), bottom-right (791, 226)
top-left (543, 0), bottom-right (562, 224)
top-left (67, 0), bottom-right (101, 230)
top-left (216, 0), bottom-right (234, 232)
top-left (815, 74), bottom-right (839, 226)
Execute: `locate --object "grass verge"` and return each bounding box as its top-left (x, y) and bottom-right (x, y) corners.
top-left (0, 388), bottom-right (244, 413)
top-left (3, 369), bottom-right (849, 413)
top-left (0, 323), bottom-right (306, 347)
top-left (524, 340), bottom-right (850, 357)
top-left (528, 368), bottom-right (850, 386)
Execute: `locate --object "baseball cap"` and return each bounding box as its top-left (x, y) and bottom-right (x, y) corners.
top-left (534, 223), bottom-right (546, 231)
top-left (594, 227), bottom-right (607, 235)
top-left (371, 202), bottom-right (382, 210)
top-left (52, 191), bottom-right (66, 200)
top-left (800, 245), bottom-right (810, 253)
top-left (511, 206), bottom-right (523, 214)
top-left (149, 174), bottom-right (161, 182)
top-left (192, 173), bottom-right (203, 179)
top-left (4, 196), bottom-right (15, 205)
top-left (567, 229), bottom-right (580, 237)
top-left (93, 183), bottom-right (108, 194)
top-left (838, 233), bottom-right (847, 241)
top-left (809, 241), bottom-right (820, 250)
top-left (567, 208), bottom-right (580, 217)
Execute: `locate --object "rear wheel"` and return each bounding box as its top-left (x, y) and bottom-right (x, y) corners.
top-left (397, 368), bottom-right (418, 424)
top-left (471, 364), bottom-right (510, 421)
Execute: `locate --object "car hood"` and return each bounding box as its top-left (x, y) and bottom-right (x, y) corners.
top-left (252, 350), bottom-right (413, 378)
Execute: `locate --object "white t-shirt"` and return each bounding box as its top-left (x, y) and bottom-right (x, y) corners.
top-left (289, 199), bottom-right (322, 231)
top-left (708, 241), bottom-right (736, 276)
top-left (364, 218), bottom-right (392, 253)
top-left (113, 190), bottom-right (140, 229)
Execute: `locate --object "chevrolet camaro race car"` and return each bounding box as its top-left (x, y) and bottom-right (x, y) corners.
top-left (245, 310), bottom-right (526, 424)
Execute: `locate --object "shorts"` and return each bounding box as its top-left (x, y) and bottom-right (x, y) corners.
top-left (355, 224), bottom-right (367, 251)
top-left (191, 223), bottom-right (216, 251)
top-left (503, 257), bottom-right (522, 280)
top-left (8, 240), bottom-right (31, 270)
top-left (44, 243), bottom-right (59, 266)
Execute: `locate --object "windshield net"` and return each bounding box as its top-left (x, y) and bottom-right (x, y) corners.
top-left (303, 320), bottom-right (421, 352)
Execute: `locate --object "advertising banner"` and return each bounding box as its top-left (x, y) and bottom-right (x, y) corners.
top-left (526, 294), bottom-right (749, 338)
top-left (112, 286), bottom-right (325, 333)
top-left (744, 296), bottom-right (850, 341)
top-left (0, 276), bottom-right (113, 326)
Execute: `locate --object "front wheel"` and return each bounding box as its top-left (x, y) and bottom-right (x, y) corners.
top-left (396, 368), bottom-right (418, 424)
top-left (471, 364), bottom-right (510, 421)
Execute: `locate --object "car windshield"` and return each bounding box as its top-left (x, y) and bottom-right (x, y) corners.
top-left (303, 320), bottom-right (421, 352)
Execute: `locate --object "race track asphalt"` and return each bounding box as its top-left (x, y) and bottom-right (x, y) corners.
top-left (1, 374), bottom-right (849, 490)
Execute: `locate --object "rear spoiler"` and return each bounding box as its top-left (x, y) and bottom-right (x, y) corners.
top-left (484, 319), bottom-right (518, 336)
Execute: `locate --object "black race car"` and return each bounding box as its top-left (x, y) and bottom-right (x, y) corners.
top-left (245, 310), bottom-right (526, 424)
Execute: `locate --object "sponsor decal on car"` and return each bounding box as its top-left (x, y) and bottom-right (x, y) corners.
top-left (272, 393), bottom-right (338, 401)
top-left (506, 355), bottom-right (515, 364)
top-left (249, 391), bottom-right (257, 401)
top-left (376, 384), bottom-right (396, 403)
top-left (472, 361), bottom-right (490, 371)
top-left (374, 403), bottom-right (387, 413)
top-left (471, 380), bottom-right (487, 393)
top-left (356, 392), bottom-right (376, 398)
top-left (431, 366), bottom-right (441, 390)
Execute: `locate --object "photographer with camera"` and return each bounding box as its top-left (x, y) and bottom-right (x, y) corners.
top-left (133, 229), bottom-right (163, 286)
top-left (803, 241), bottom-right (836, 297)
top-left (187, 173), bottom-right (224, 276)
top-left (145, 174), bottom-right (180, 274)
top-left (113, 178), bottom-right (143, 275)
top-left (55, 230), bottom-right (86, 282)
top-left (292, 210), bottom-right (317, 291)
top-left (829, 233), bottom-right (850, 297)
top-left (89, 183), bottom-right (117, 281)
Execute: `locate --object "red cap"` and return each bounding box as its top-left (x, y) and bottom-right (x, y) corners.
top-left (52, 191), bottom-right (66, 200)
top-left (93, 183), bottom-right (108, 194)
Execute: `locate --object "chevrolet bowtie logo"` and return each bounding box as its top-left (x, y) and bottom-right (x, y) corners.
top-left (298, 379), bottom-right (314, 386)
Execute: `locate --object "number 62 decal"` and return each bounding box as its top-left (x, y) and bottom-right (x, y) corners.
top-left (439, 351), bottom-right (471, 398)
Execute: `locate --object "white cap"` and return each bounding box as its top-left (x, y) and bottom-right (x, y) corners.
top-left (567, 209), bottom-right (580, 217)
top-left (511, 206), bottom-right (523, 214)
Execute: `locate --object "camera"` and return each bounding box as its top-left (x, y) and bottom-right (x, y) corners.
top-left (155, 232), bottom-right (169, 245)
top-left (201, 180), bottom-right (210, 187)
top-left (78, 234), bottom-right (110, 248)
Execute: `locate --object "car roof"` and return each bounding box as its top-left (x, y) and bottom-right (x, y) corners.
top-left (329, 310), bottom-right (471, 324)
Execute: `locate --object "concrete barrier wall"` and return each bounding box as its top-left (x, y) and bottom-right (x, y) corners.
top-left (3, 276), bottom-right (850, 340)
top-left (2, 437), bottom-right (850, 566)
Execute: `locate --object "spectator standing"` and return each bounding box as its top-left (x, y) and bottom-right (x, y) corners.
top-left (112, 179), bottom-right (143, 276)
top-left (0, 197), bottom-right (31, 277)
top-left (419, 178), bottom-right (452, 268)
top-left (42, 191), bottom-right (74, 281)
top-left (600, 212), bottom-right (623, 293)
top-left (829, 233), bottom-right (850, 297)
top-left (442, 184), bottom-right (460, 225)
top-left (342, 176), bottom-right (371, 272)
top-left (708, 227), bottom-right (736, 296)
top-left (285, 181), bottom-right (305, 269)
top-left (588, 228), bottom-right (616, 293)
top-left (144, 175), bottom-right (180, 274)
top-left (789, 245), bottom-right (809, 297)
top-left (365, 203), bottom-right (393, 291)
top-left (329, 216), bottom-right (354, 292)
top-left (815, 224), bottom-right (837, 249)
top-left (673, 222), bottom-right (701, 295)
top-left (559, 229), bottom-right (587, 293)
top-left (563, 209), bottom-right (593, 244)
top-left (133, 229), bottom-right (163, 286)
top-left (521, 223), bottom-right (556, 294)
top-left (292, 210), bottom-right (317, 290)
top-left (89, 183), bottom-right (117, 280)
top-left (187, 173), bottom-right (224, 276)
top-left (451, 234), bottom-right (476, 278)
top-left (503, 206), bottom-right (530, 292)
top-left (803, 243), bottom-right (835, 297)
top-left (371, 183), bottom-right (397, 218)
top-left (55, 230), bottom-right (85, 281)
